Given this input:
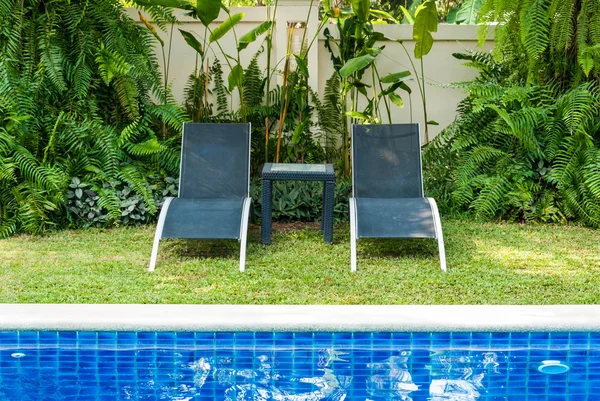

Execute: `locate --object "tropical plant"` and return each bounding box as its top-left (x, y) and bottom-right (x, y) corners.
top-left (358, 0), bottom-right (483, 24)
top-left (433, 48), bottom-right (600, 225)
top-left (429, 0), bottom-right (600, 226)
top-left (0, 0), bottom-right (184, 237)
top-left (250, 179), bottom-right (352, 222)
top-left (477, 0), bottom-right (600, 84)
top-left (398, 0), bottom-right (439, 142)
top-left (323, 0), bottom-right (413, 175)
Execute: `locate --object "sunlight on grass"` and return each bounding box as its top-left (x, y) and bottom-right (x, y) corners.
top-left (1, 220), bottom-right (600, 304)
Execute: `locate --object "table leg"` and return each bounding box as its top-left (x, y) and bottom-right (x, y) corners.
top-left (261, 179), bottom-right (273, 244)
top-left (323, 180), bottom-right (335, 244)
top-left (321, 182), bottom-right (325, 232)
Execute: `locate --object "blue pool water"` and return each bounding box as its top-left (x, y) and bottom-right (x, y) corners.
top-left (0, 331), bottom-right (599, 400)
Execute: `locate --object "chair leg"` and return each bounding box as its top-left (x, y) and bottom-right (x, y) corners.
top-left (349, 197), bottom-right (357, 272)
top-left (149, 197), bottom-right (174, 272)
top-left (239, 197), bottom-right (252, 272)
top-left (427, 198), bottom-right (447, 272)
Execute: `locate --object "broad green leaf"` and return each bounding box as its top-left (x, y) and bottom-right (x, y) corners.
top-left (399, 6), bottom-right (413, 24)
top-left (409, 0), bottom-right (422, 15)
top-left (427, 120), bottom-right (439, 125)
top-left (413, 0), bottom-right (437, 59)
top-left (179, 29), bottom-right (203, 57)
top-left (379, 80), bottom-right (412, 97)
top-left (228, 64), bottom-right (243, 91)
top-left (345, 111), bottom-right (370, 120)
top-left (398, 82), bottom-right (412, 94)
top-left (456, 0), bottom-right (483, 24)
top-left (369, 9), bottom-right (398, 23)
top-left (339, 54), bottom-right (375, 78)
top-left (388, 93), bottom-right (404, 108)
top-left (380, 70), bottom-right (411, 83)
top-left (238, 21), bottom-right (272, 51)
top-left (196, 0), bottom-right (221, 26)
top-left (293, 55), bottom-right (309, 77)
top-left (133, 0), bottom-right (192, 10)
top-left (292, 122), bottom-right (306, 144)
top-left (210, 13), bottom-right (244, 43)
top-left (351, 0), bottom-right (369, 21)
top-left (446, 7), bottom-right (459, 24)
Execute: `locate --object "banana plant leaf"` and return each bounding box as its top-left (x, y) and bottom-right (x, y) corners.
top-left (196, 0), bottom-right (221, 26)
top-left (388, 93), bottom-right (404, 108)
top-left (228, 64), bottom-right (243, 91)
top-left (340, 54), bottom-right (375, 78)
top-left (238, 21), bottom-right (272, 51)
top-left (293, 55), bottom-right (309, 77)
top-left (380, 70), bottom-right (411, 83)
top-left (351, 0), bottom-right (369, 21)
top-left (369, 9), bottom-right (398, 23)
top-left (210, 13), bottom-right (244, 43)
top-left (179, 29), bottom-right (203, 57)
top-left (345, 111), bottom-right (370, 121)
top-left (413, 0), bottom-right (437, 59)
top-left (399, 6), bottom-right (414, 24)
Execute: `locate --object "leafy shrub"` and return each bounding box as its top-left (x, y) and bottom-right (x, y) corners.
top-left (431, 50), bottom-right (600, 225)
top-left (67, 176), bottom-right (179, 228)
top-left (0, 0), bottom-right (183, 238)
top-left (67, 178), bottom-right (109, 227)
top-left (250, 179), bottom-right (352, 223)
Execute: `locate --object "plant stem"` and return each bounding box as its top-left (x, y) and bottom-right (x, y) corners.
top-left (265, 0), bottom-right (278, 163)
top-left (275, 25), bottom-right (295, 163)
top-left (373, 65), bottom-right (391, 123)
top-left (400, 42), bottom-right (428, 142)
top-left (192, 53), bottom-right (199, 121)
top-left (420, 58), bottom-right (429, 143)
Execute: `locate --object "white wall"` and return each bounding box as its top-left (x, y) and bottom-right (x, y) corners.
top-left (129, 5), bottom-right (493, 141)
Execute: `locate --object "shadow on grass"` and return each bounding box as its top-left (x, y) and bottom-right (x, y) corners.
top-left (159, 225), bottom-right (262, 261)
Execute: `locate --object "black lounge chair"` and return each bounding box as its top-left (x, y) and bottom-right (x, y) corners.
top-left (149, 123), bottom-right (252, 272)
top-left (349, 124), bottom-right (446, 272)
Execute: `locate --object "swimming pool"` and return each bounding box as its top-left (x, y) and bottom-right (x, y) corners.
top-left (1, 330), bottom-right (599, 400)
top-left (1, 305), bottom-right (600, 400)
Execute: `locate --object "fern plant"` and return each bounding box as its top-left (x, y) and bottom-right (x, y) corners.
top-left (430, 49), bottom-right (600, 225)
top-left (0, 0), bottom-right (185, 237)
top-left (478, 0), bottom-right (600, 83)
top-left (429, 0), bottom-right (600, 226)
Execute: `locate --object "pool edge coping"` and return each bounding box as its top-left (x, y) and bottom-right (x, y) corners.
top-left (2, 304), bottom-right (600, 331)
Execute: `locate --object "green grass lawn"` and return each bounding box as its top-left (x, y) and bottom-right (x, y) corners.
top-left (1, 220), bottom-right (599, 304)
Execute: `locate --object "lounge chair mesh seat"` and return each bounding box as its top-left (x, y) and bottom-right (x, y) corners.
top-left (149, 123), bottom-right (252, 272)
top-left (161, 198), bottom-right (245, 239)
top-left (349, 124), bottom-right (446, 271)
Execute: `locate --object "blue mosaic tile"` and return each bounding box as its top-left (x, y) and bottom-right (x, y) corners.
top-left (0, 330), bottom-right (598, 400)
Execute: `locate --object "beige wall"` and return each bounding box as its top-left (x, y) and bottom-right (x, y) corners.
top-left (130, 6), bottom-right (493, 141)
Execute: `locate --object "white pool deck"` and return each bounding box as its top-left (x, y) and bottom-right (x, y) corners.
top-left (1, 304), bottom-right (600, 332)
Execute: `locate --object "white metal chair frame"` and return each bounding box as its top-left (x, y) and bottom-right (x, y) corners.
top-left (149, 124), bottom-right (252, 273)
top-left (349, 124), bottom-right (447, 273)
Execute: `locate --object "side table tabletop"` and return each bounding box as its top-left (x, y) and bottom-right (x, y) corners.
top-left (261, 163), bottom-right (335, 244)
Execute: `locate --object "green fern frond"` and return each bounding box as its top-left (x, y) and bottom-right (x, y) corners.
top-left (549, 0), bottom-right (575, 55)
top-left (147, 104), bottom-right (185, 131)
top-left (471, 175), bottom-right (511, 219)
top-left (520, 0), bottom-right (551, 65)
top-left (125, 138), bottom-right (162, 156)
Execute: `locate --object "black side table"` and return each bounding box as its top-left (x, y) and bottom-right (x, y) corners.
top-left (261, 163), bottom-right (335, 244)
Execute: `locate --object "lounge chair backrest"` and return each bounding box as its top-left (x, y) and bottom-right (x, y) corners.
top-left (352, 124), bottom-right (423, 198)
top-left (179, 123), bottom-right (250, 198)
